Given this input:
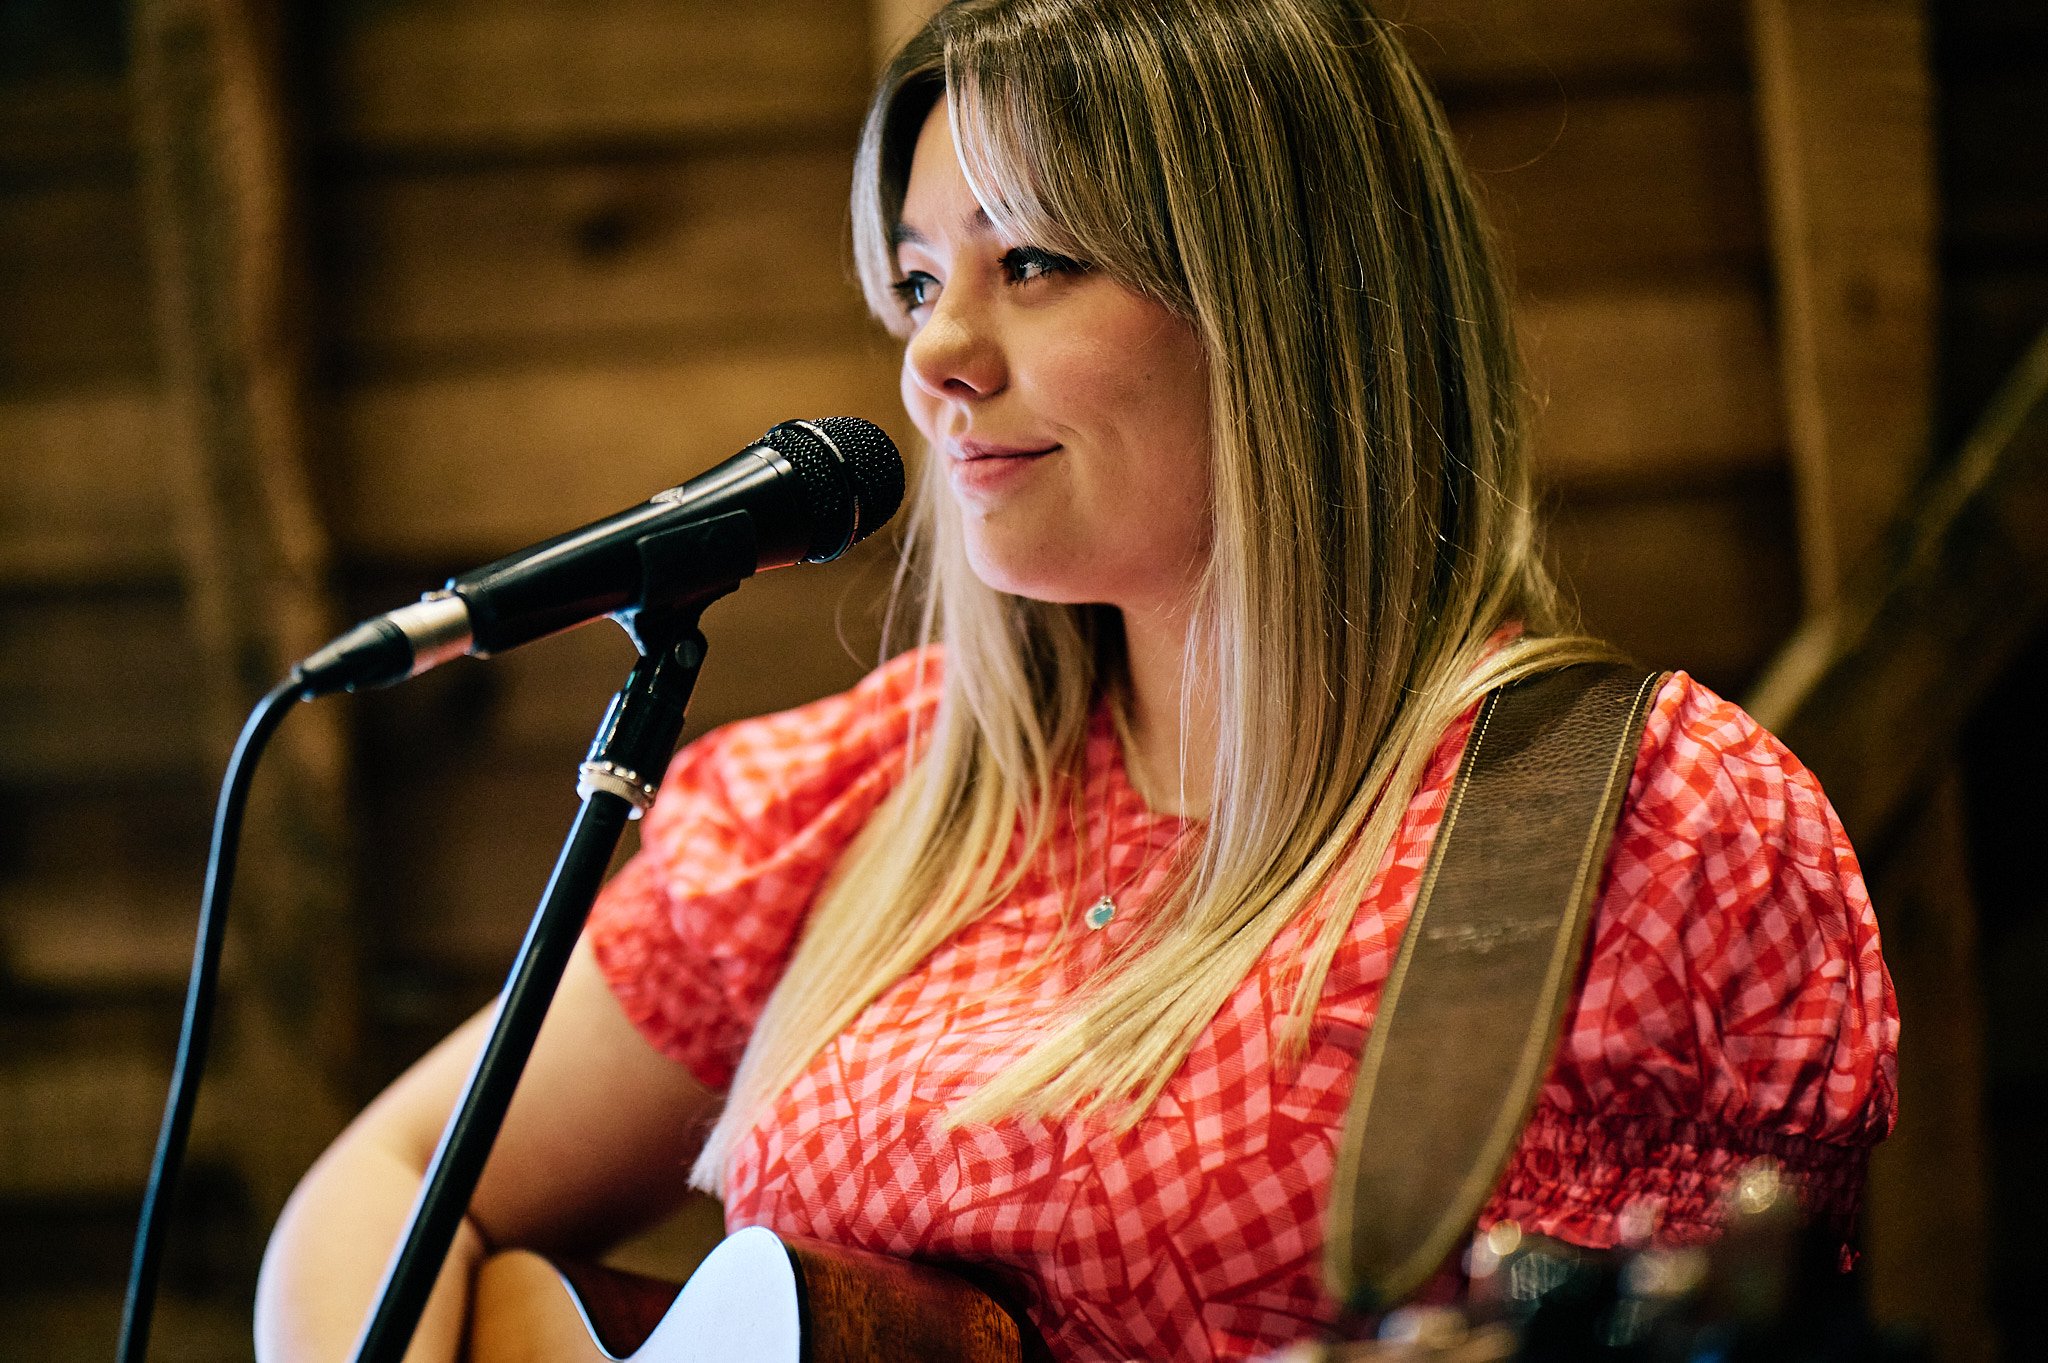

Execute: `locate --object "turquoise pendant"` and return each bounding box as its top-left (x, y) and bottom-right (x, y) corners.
top-left (1085, 896), bottom-right (1117, 930)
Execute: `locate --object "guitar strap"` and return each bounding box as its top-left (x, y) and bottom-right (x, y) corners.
top-left (1321, 662), bottom-right (1666, 1316)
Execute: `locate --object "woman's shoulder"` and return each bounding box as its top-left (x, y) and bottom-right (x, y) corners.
top-left (1485, 668), bottom-right (1900, 1248)
top-left (1626, 669), bottom-right (1844, 858)
top-left (1594, 669), bottom-right (1898, 1126)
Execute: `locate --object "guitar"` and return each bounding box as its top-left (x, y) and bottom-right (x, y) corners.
top-left (463, 1165), bottom-right (1930, 1363)
top-left (466, 1226), bottom-right (1040, 1363)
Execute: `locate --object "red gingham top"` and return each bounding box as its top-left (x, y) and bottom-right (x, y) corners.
top-left (590, 648), bottom-right (1898, 1361)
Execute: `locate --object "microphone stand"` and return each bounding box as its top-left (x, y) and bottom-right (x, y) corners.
top-left (348, 514), bottom-right (754, 1363)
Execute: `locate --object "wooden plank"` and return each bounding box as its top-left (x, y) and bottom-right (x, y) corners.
top-left (1746, 11), bottom-right (1979, 1350)
top-left (0, 174), bottom-right (155, 386)
top-left (332, 343), bottom-right (909, 557)
top-left (0, 883), bottom-right (204, 998)
top-left (1455, 88), bottom-right (1765, 288)
top-left (0, 75), bottom-right (132, 172)
top-left (0, 589), bottom-right (210, 784)
top-left (1547, 473), bottom-right (1802, 693)
top-left (321, 143), bottom-right (871, 369)
top-left (0, 140), bottom-right (869, 385)
top-left (0, 1052), bottom-right (191, 1199)
top-left (1522, 282), bottom-right (1784, 488)
top-left (0, 388), bottom-right (183, 582)
top-left (314, 0), bottom-right (871, 155)
top-left (1396, 0), bottom-right (1748, 93)
top-left (0, 3), bottom-right (1749, 171)
top-left (1942, 270), bottom-right (2048, 449)
top-left (1748, 0), bottom-right (1938, 606)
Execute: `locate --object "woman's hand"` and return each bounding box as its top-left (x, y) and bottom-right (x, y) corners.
top-left (253, 937), bottom-right (721, 1363)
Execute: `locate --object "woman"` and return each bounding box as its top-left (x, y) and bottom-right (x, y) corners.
top-left (255, 2), bottom-right (1897, 1359)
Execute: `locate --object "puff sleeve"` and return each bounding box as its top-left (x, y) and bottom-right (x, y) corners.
top-left (587, 649), bottom-right (941, 1091)
top-left (1481, 672), bottom-right (1900, 1246)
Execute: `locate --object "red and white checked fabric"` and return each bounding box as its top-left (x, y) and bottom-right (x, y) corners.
top-left (590, 648), bottom-right (1898, 1361)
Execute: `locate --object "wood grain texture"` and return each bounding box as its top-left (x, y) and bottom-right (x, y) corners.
top-left (1746, 14), bottom-right (1981, 1351)
top-left (330, 344), bottom-right (909, 555)
top-left (1862, 770), bottom-right (1997, 1363)
top-left (319, 143), bottom-right (870, 369)
top-left (132, 0), bottom-right (358, 1214)
top-left (1746, 331), bottom-right (2048, 856)
top-left (312, 0), bottom-right (870, 154)
top-left (1748, 0), bottom-right (1938, 606)
top-left (1522, 283), bottom-right (1783, 487)
top-left (1548, 473), bottom-right (1801, 693)
top-left (1394, 0), bottom-right (1748, 92)
top-left (1457, 88), bottom-right (1764, 289)
top-left (0, 587), bottom-right (210, 784)
top-left (0, 388), bottom-right (183, 582)
top-left (1, 87), bottom-right (1765, 382)
top-left (0, 174), bottom-right (154, 385)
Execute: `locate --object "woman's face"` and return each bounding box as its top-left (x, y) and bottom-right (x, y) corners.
top-left (894, 104), bottom-right (1213, 619)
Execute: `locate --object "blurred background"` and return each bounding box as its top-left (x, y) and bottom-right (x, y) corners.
top-left (1, 0), bottom-right (2043, 1359)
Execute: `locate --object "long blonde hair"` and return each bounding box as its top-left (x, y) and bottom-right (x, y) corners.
top-left (694, 0), bottom-right (1610, 1191)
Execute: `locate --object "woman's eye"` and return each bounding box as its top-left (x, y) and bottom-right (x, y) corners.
top-left (1001, 247), bottom-right (1086, 284)
top-left (890, 271), bottom-right (938, 312)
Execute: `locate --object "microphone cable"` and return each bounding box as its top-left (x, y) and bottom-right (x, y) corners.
top-left (117, 676), bottom-right (306, 1363)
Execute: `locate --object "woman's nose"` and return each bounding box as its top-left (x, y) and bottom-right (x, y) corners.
top-left (903, 288), bottom-right (1006, 402)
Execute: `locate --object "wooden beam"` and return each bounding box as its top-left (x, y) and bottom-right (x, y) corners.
top-left (1745, 7), bottom-right (1987, 1353)
top-left (131, 0), bottom-right (357, 1215)
top-left (1746, 329), bottom-right (2048, 854)
top-left (1748, 0), bottom-right (1938, 607)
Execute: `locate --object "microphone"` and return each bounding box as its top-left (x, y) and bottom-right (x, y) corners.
top-left (292, 416), bottom-right (903, 698)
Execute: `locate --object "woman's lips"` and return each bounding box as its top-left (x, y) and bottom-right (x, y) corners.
top-left (955, 440), bottom-right (1061, 460)
top-left (947, 441), bottom-right (1060, 498)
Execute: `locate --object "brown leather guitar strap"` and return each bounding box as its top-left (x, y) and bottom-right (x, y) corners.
top-left (1322, 662), bottom-right (1666, 1315)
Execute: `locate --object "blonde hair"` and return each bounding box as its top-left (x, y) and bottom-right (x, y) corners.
top-left (694, 0), bottom-right (1611, 1191)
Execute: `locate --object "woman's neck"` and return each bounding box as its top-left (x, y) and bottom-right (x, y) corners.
top-left (1116, 601), bottom-right (1217, 818)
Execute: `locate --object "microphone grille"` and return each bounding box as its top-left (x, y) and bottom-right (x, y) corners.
top-left (760, 417), bottom-right (904, 562)
top-left (813, 416), bottom-right (904, 547)
top-left (759, 420), bottom-right (855, 561)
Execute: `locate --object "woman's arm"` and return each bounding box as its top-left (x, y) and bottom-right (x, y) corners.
top-left (254, 937), bottom-right (722, 1363)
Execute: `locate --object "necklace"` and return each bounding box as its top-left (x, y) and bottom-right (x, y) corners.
top-left (1085, 759), bottom-right (1159, 930)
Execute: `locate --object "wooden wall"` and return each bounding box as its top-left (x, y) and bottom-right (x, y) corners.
top-left (0, 1), bottom-right (2033, 1359)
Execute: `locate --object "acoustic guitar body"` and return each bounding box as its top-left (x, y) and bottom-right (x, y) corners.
top-left (469, 1226), bottom-right (1030, 1363)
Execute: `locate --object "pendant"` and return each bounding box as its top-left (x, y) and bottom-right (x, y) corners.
top-left (1086, 896), bottom-right (1117, 930)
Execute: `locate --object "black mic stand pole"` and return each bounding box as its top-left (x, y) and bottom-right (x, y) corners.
top-left (348, 515), bottom-right (754, 1363)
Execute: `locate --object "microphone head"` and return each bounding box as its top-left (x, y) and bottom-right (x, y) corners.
top-left (761, 417), bottom-right (905, 562)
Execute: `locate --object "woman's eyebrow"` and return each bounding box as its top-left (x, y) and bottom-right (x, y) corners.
top-left (889, 207), bottom-right (995, 249)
